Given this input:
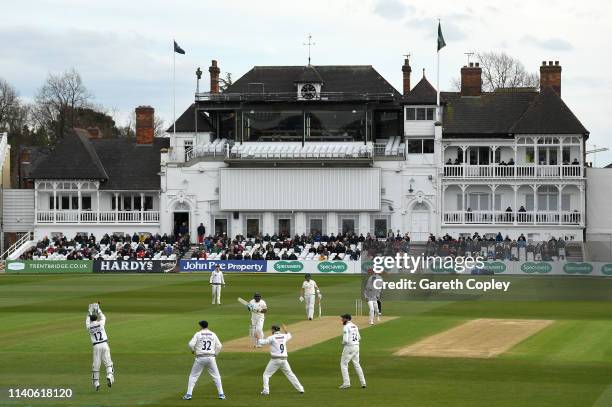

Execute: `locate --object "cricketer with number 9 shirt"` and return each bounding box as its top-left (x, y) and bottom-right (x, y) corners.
top-left (257, 324), bottom-right (304, 395)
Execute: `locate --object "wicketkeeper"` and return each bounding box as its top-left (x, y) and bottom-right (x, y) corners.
top-left (85, 302), bottom-right (114, 391)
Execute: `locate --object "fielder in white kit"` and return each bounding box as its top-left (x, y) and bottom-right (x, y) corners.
top-left (339, 313), bottom-right (366, 389)
top-left (257, 324), bottom-right (304, 395)
top-left (183, 320), bottom-right (226, 400)
top-left (364, 274), bottom-right (382, 325)
top-left (85, 302), bottom-right (114, 391)
top-left (248, 292), bottom-right (267, 347)
top-left (210, 265), bottom-right (225, 305)
top-left (299, 273), bottom-right (321, 320)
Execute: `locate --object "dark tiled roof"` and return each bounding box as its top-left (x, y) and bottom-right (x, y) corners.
top-left (402, 77), bottom-right (437, 105)
top-left (441, 87), bottom-right (588, 138)
top-left (441, 91), bottom-right (538, 137)
top-left (225, 65), bottom-right (401, 97)
top-left (510, 87), bottom-right (588, 134)
top-left (30, 130), bottom-right (108, 180)
top-left (91, 137), bottom-right (169, 190)
top-left (167, 103), bottom-right (213, 133)
top-left (295, 65), bottom-right (323, 83)
top-left (29, 129), bottom-right (169, 190)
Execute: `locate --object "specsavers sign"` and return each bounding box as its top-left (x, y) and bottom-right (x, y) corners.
top-left (268, 260), bottom-right (358, 274)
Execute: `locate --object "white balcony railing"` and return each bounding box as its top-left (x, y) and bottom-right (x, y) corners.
top-left (36, 211), bottom-right (160, 224)
top-left (443, 164), bottom-right (583, 179)
top-left (443, 210), bottom-right (582, 225)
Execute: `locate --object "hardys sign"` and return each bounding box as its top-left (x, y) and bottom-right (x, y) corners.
top-left (93, 260), bottom-right (176, 273)
top-left (179, 260), bottom-right (267, 272)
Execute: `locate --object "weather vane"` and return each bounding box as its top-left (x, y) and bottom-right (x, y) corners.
top-left (303, 34), bottom-right (315, 65)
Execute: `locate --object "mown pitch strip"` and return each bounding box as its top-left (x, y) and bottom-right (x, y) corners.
top-left (224, 316), bottom-right (398, 352)
top-left (394, 318), bottom-right (553, 358)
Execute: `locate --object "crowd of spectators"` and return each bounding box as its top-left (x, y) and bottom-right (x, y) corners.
top-left (20, 232), bottom-right (191, 261)
top-left (191, 232), bottom-right (363, 261)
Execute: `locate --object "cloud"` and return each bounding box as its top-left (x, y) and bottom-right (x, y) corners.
top-left (373, 0), bottom-right (414, 21)
top-left (521, 35), bottom-right (573, 51)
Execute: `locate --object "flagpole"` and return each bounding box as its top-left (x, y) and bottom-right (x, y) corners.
top-left (173, 39), bottom-right (176, 137)
top-left (436, 19), bottom-right (441, 121)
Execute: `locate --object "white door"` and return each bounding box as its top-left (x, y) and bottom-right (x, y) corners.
top-left (411, 211), bottom-right (430, 241)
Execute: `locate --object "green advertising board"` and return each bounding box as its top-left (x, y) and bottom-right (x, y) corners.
top-left (563, 262), bottom-right (593, 275)
top-left (482, 261), bottom-right (507, 274)
top-left (520, 262), bottom-right (553, 274)
top-left (5, 260), bottom-right (93, 274)
top-left (601, 264), bottom-right (612, 276)
top-left (272, 261), bottom-right (304, 272)
top-left (317, 261), bottom-right (349, 273)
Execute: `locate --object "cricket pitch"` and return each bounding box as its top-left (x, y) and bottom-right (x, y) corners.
top-left (223, 316), bottom-right (397, 353)
top-left (394, 318), bottom-right (554, 359)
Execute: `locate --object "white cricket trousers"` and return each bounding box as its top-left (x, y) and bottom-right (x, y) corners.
top-left (305, 294), bottom-right (316, 319)
top-left (262, 358), bottom-right (304, 394)
top-left (187, 356), bottom-right (224, 396)
top-left (367, 300), bottom-right (377, 324)
top-left (340, 345), bottom-right (366, 387)
top-left (251, 319), bottom-right (264, 347)
top-left (92, 342), bottom-right (114, 387)
top-left (211, 284), bottom-right (222, 304)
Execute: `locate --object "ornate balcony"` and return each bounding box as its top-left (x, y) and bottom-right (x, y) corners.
top-left (442, 210), bottom-right (582, 226)
top-left (36, 211), bottom-right (160, 224)
top-left (443, 164), bottom-right (583, 179)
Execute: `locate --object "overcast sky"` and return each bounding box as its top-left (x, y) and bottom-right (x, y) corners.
top-left (1, 0), bottom-right (611, 164)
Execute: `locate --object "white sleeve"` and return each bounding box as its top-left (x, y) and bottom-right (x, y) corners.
top-left (188, 333), bottom-right (198, 351)
top-left (260, 300), bottom-right (267, 310)
top-left (209, 273), bottom-right (213, 283)
top-left (214, 333), bottom-right (223, 354)
top-left (257, 336), bottom-right (272, 346)
top-left (98, 312), bottom-right (106, 327)
top-left (85, 314), bottom-right (91, 329)
top-left (285, 333), bottom-right (292, 342)
top-left (342, 327), bottom-right (349, 345)
top-left (221, 272), bottom-right (225, 284)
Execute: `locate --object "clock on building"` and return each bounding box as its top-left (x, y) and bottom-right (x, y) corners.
top-left (300, 83), bottom-right (317, 100)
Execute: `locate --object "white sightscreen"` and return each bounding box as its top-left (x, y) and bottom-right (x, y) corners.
top-left (219, 168), bottom-right (380, 211)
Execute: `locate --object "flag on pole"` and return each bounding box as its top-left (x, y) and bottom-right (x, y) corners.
top-left (437, 22), bottom-right (446, 52)
top-left (174, 40), bottom-right (185, 55)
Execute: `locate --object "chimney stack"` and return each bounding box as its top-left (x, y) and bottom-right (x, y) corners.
top-left (209, 60), bottom-right (220, 94)
top-left (460, 62), bottom-right (482, 96)
top-left (540, 60), bottom-right (561, 96)
top-left (135, 106), bottom-right (154, 144)
top-left (402, 57), bottom-right (412, 95)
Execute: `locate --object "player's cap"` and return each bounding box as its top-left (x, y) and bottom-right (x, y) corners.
top-left (340, 313), bottom-right (352, 320)
top-left (199, 320), bottom-right (209, 328)
top-left (304, 273), bottom-right (311, 279)
top-left (253, 292), bottom-right (261, 297)
top-left (271, 325), bottom-right (281, 332)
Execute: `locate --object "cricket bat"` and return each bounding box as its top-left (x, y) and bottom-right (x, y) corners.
top-left (237, 297), bottom-right (250, 309)
top-left (318, 298), bottom-right (322, 318)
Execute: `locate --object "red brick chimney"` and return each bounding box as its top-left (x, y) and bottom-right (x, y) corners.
top-left (540, 60), bottom-right (561, 96)
top-left (402, 57), bottom-right (412, 95)
top-left (135, 106), bottom-right (154, 144)
top-left (209, 60), bottom-right (220, 94)
top-left (460, 62), bottom-right (482, 96)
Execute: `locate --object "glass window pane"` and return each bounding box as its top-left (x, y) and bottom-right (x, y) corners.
top-left (246, 111), bottom-right (303, 142)
top-left (61, 196), bottom-right (69, 210)
top-left (405, 108), bottom-right (416, 120)
top-left (309, 218), bottom-right (323, 235)
top-left (215, 219), bottom-right (228, 235)
top-left (341, 219), bottom-right (355, 234)
top-left (123, 196), bottom-right (132, 211)
top-left (416, 108), bottom-right (426, 120)
top-left (309, 110), bottom-right (364, 141)
top-left (374, 219), bottom-right (387, 238)
top-left (426, 108), bottom-right (434, 120)
top-left (278, 218), bottom-right (291, 236)
top-left (144, 196), bottom-right (153, 211)
top-left (246, 218), bottom-right (260, 237)
top-left (82, 196), bottom-right (92, 210)
top-left (134, 196), bottom-right (142, 210)
top-left (423, 139), bottom-right (434, 154)
top-left (407, 139), bottom-right (422, 154)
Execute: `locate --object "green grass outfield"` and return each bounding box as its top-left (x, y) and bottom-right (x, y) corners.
top-left (1, 273), bottom-right (611, 407)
